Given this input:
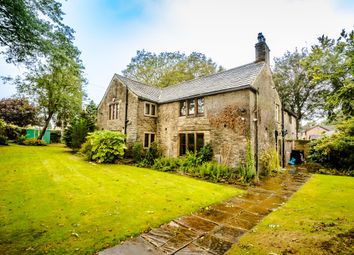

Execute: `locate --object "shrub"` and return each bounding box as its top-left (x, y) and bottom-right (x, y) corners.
top-left (23, 138), bottom-right (47, 146)
top-left (132, 142), bottom-right (144, 163)
top-left (17, 135), bottom-right (26, 145)
top-left (308, 117), bottom-right (354, 172)
top-left (260, 147), bottom-right (280, 176)
top-left (80, 130), bottom-right (126, 163)
top-left (0, 135), bottom-right (8, 145)
top-left (195, 161), bottom-right (234, 182)
top-left (0, 119), bottom-right (6, 136)
top-left (237, 138), bottom-right (256, 183)
top-left (153, 157), bottom-right (180, 172)
top-left (50, 130), bottom-right (61, 143)
top-left (5, 124), bottom-right (25, 141)
top-left (179, 151), bottom-right (201, 173)
top-left (139, 142), bottom-right (160, 167)
top-left (64, 111), bottom-right (96, 150)
top-left (198, 143), bottom-right (213, 162)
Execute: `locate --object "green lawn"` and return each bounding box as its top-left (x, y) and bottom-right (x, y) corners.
top-left (227, 174), bottom-right (354, 255)
top-left (0, 144), bottom-right (242, 255)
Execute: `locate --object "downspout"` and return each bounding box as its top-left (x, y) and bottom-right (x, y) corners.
top-left (124, 86), bottom-right (129, 137)
top-left (281, 103), bottom-right (285, 168)
top-left (252, 90), bottom-right (259, 175)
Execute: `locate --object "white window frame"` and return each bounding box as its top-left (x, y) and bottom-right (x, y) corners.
top-left (143, 132), bottom-right (156, 148)
top-left (144, 102), bottom-right (157, 117)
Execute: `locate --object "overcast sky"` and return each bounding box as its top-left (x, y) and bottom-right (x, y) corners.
top-left (0, 0), bottom-right (353, 104)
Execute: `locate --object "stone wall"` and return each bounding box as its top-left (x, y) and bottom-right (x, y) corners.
top-left (157, 90), bottom-right (251, 166)
top-left (251, 66), bottom-right (282, 171)
top-left (96, 77), bottom-right (139, 148)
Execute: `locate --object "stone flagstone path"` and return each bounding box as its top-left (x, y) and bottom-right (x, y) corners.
top-left (98, 171), bottom-right (311, 255)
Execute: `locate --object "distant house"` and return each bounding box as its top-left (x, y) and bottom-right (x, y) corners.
top-left (300, 125), bottom-right (335, 140)
top-left (97, 33), bottom-right (296, 172)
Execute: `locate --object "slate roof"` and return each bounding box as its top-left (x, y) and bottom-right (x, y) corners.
top-left (114, 61), bottom-right (265, 104)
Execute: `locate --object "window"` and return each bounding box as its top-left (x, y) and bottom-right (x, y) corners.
top-left (197, 98), bottom-right (204, 114)
top-left (180, 101), bottom-right (186, 116)
top-left (179, 97), bottom-right (205, 117)
top-left (188, 99), bottom-right (195, 115)
top-left (275, 104), bottom-right (280, 122)
top-left (144, 132), bottom-right (155, 148)
top-left (109, 103), bottom-right (119, 120)
top-left (179, 132), bottom-right (204, 156)
top-left (144, 102), bottom-right (157, 117)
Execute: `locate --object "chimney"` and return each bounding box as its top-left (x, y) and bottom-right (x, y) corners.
top-left (255, 32), bottom-right (270, 64)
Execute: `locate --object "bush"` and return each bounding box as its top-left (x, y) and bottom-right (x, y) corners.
top-left (237, 138), bottom-right (256, 183)
top-left (17, 135), bottom-right (26, 145)
top-left (195, 161), bottom-right (234, 182)
top-left (5, 124), bottom-right (25, 141)
top-left (80, 130), bottom-right (126, 163)
top-left (260, 147), bottom-right (280, 176)
top-left (179, 151), bottom-right (201, 173)
top-left (308, 117), bottom-right (354, 172)
top-left (23, 138), bottom-right (47, 146)
top-left (50, 130), bottom-right (61, 143)
top-left (139, 142), bottom-right (160, 167)
top-left (132, 142), bottom-right (144, 163)
top-left (152, 157), bottom-right (180, 172)
top-left (0, 135), bottom-right (8, 145)
top-left (64, 111), bottom-right (96, 150)
top-left (0, 119), bottom-right (7, 136)
top-left (198, 143), bottom-right (213, 163)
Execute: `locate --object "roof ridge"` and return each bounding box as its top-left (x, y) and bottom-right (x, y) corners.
top-left (162, 61), bottom-right (265, 90)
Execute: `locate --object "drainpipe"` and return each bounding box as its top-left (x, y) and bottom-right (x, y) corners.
top-left (124, 86), bottom-right (129, 137)
top-left (281, 102), bottom-right (285, 168)
top-left (252, 89), bottom-right (259, 175)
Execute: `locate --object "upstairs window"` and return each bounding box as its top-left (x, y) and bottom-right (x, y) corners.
top-left (144, 102), bottom-right (157, 117)
top-left (180, 101), bottom-right (187, 116)
top-left (109, 103), bottom-right (119, 120)
top-left (179, 97), bottom-right (205, 117)
top-left (144, 132), bottom-right (155, 148)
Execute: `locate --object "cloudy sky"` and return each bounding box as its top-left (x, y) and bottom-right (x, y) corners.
top-left (1, 0), bottom-right (353, 104)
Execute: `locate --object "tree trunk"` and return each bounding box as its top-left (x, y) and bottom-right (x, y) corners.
top-left (295, 118), bottom-right (300, 139)
top-left (38, 112), bottom-right (53, 140)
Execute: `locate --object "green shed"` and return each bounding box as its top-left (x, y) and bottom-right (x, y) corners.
top-left (26, 129), bottom-right (51, 144)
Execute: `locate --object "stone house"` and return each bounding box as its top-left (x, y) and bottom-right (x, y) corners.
top-left (97, 33), bottom-right (296, 172)
top-left (300, 125), bottom-right (335, 140)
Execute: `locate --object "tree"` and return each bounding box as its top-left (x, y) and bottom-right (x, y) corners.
top-left (16, 37), bottom-right (85, 140)
top-left (0, 0), bottom-right (74, 65)
top-left (122, 50), bottom-right (224, 87)
top-left (273, 48), bottom-right (324, 137)
top-left (0, 98), bottom-right (37, 126)
top-left (303, 29), bottom-right (354, 120)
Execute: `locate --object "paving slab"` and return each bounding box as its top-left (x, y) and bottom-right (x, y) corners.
top-left (98, 172), bottom-right (311, 255)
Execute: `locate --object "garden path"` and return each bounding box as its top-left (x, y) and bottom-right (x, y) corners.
top-left (98, 171), bottom-right (311, 255)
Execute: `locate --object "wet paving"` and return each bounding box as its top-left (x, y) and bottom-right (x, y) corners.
top-left (98, 171), bottom-right (311, 255)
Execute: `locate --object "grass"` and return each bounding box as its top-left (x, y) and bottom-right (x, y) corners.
top-left (227, 174), bottom-right (354, 255)
top-left (0, 144), bottom-right (242, 255)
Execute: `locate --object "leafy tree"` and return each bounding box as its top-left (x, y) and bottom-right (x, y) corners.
top-left (0, 0), bottom-right (74, 65)
top-left (308, 117), bottom-right (354, 172)
top-left (303, 29), bottom-right (354, 120)
top-left (0, 98), bottom-right (37, 126)
top-left (273, 48), bottom-right (324, 136)
top-left (122, 50), bottom-right (224, 87)
top-left (16, 37), bottom-right (85, 140)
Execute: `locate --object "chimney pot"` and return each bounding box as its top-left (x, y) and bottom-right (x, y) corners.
top-left (255, 32), bottom-right (270, 64)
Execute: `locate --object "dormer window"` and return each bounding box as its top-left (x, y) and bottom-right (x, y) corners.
top-left (180, 97), bottom-right (204, 117)
top-left (144, 102), bottom-right (157, 117)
